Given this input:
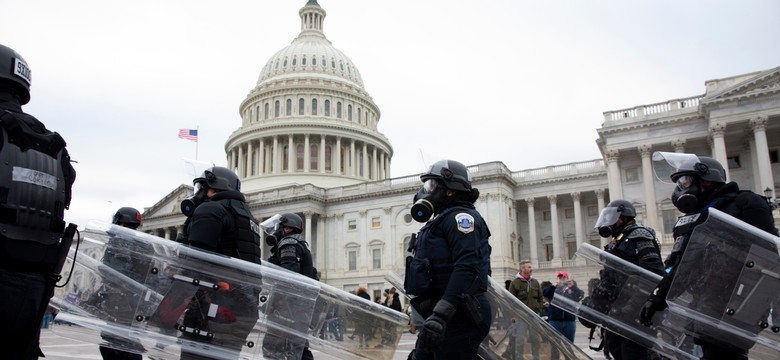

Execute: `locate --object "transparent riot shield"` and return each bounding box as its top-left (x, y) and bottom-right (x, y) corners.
top-left (553, 243), bottom-right (698, 360)
top-left (52, 220), bottom-right (320, 360)
top-left (385, 271), bottom-right (592, 360)
top-left (665, 208), bottom-right (780, 358)
top-left (305, 280), bottom-right (408, 360)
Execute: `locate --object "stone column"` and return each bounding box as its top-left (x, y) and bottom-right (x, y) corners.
top-left (259, 138), bottom-right (265, 174)
top-left (247, 141), bottom-right (254, 177)
top-left (320, 136), bottom-right (326, 174)
top-left (750, 116), bottom-right (774, 197)
top-left (272, 136), bottom-right (279, 174)
top-left (572, 192), bottom-right (583, 253)
top-left (710, 122), bottom-right (729, 181)
top-left (596, 189), bottom-right (608, 248)
top-left (304, 211), bottom-right (313, 259)
top-left (639, 144), bottom-right (658, 230)
top-left (304, 134), bottom-right (311, 172)
top-left (164, 228), bottom-right (171, 240)
top-left (549, 195), bottom-right (561, 264)
top-left (237, 144), bottom-right (245, 178)
top-left (350, 140), bottom-right (357, 177)
top-left (288, 135), bottom-right (295, 172)
top-left (362, 143), bottom-right (368, 179)
top-left (526, 198), bottom-right (538, 264)
top-left (606, 149), bottom-right (623, 199)
top-left (671, 138), bottom-right (686, 153)
top-left (315, 214), bottom-right (325, 273)
top-left (335, 137), bottom-right (342, 175)
top-left (372, 147), bottom-right (378, 180)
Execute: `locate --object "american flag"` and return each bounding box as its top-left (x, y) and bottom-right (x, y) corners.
top-left (178, 128), bottom-right (198, 142)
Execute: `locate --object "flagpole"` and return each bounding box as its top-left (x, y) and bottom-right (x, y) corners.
top-left (195, 126), bottom-right (199, 160)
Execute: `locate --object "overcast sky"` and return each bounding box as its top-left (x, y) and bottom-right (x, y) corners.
top-left (2, 0), bottom-right (779, 227)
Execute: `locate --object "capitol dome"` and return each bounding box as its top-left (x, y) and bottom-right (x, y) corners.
top-left (226, 0), bottom-right (393, 193)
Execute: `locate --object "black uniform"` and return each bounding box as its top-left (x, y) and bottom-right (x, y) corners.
top-left (180, 189), bottom-right (262, 360)
top-left (647, 181), bottom-right (778, 360)
top-left (0, 91), bottom-right (76, 359)
top-left (266, 232), bottom-right (317, 360)
top-left (600, 223), bottom-right (663, 360)
top-left (406, 203), bottom-right (492, 360)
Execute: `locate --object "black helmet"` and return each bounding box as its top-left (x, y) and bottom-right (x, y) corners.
top-left (194, 166), bottom-right (240, 192)
top-left (0, 44), bottom-right (32, 105)
top-left (280, 213), bottom-right (303, 233)
top-left (420, 160), bottom-right (472, 192)
top-left (670, 156), bottom-right (726, 184)
top-left (112, 207), bottom-right (142, 229)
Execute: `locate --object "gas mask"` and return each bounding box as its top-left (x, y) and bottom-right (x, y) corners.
top-left (598, 225), bottom-right (616, 238)
top-left (410, 179), bottom-right (446, 223)
top-left (180, 182), bottom-right (208, 217)
top-left (671, 175), bottom-right (701, 214)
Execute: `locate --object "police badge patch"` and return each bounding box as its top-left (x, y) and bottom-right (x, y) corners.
top-left (455, 213), bottom-right (475, 234)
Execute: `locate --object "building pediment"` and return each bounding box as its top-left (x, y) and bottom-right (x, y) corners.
top-left (703, 66), bottom-right (780, 103)
top-left (143, 184), bottom-right (193, 219)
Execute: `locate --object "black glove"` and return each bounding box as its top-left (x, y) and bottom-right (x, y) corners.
top-left (639, 300), bottom-right (656, 327)
top-left (417, 299), bottom-right (457, 353)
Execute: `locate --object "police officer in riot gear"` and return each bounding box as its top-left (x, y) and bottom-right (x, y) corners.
top-left (592, 200), bottom-right (663, 360)
top-left (405, 160), bottom-right (492, 360)
top-left (639, 152), bottom-right (777, 360)
top-left (261, 213), bottom-right (318, 360)
top-left (96, 207), bottom-right (146, 360)
top-left (0, 43), bottom-right (77, 359)
top-left (179, 166), bottom-right (262, 360)
top-left (263, 213), bottom-right (318, 280)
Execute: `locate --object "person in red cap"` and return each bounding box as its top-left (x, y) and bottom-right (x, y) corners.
top-left (543, 270), bottom-right (584, 356)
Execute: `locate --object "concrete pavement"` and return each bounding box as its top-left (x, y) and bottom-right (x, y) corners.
top-left (40, 322), bottom-right (607, 360)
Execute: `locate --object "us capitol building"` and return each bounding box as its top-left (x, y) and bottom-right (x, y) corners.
top-left (142, 0), bottom-right (780, 300)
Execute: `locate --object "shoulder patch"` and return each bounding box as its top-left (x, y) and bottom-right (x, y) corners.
top-left (454, 213), bottom-right (475, 234)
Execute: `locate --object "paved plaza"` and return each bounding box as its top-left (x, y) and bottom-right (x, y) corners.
top-left (39, 322), bottom-right (607, 360)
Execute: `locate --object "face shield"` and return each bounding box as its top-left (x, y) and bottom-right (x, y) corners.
top-left (594, 206), bottom-right (622, 237)
top-left (260, 214), bottom-right (284, 247)
top-left (652, 151), bottom-right (701, 184)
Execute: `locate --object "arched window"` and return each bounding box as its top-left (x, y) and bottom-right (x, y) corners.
top-left (331, 59), bottom-right (335, 68)
top-left (298, 98), bottom-right (305, 115)
top-left (292, 56), bottom-right (297, 66)
top-left (264, 102), bottom-right (269, 119)
top-left (325, 145), bottom-right (332, 171)
top-left (274, 100), bottom-right (280, 117)
top-left (302, 56), bottom-right (307, 66)
top-left (357, 108), bottom-right (361, 123)
top-left (275, 59), bottom-right (279, 69)
top-left (311, 99), bottom-right (318, 115)
top-left (286, 99), bottom-right (292, 116)
top-left (347, 104), bottom-right (353, 121)
top-left (312, 55), bottom-right (317, 66)
top-left (256, 105), bottom-right (261, 122)
top-left (296, 144), bottom-right (304, 171)
top-left (310, 143), bottom-right (319, 170)
top-left (336, 102), bottom-right (342, 118)
top-left (282, 145), bottom-right (289, 171)
top-left (283, 58), bottom-right (288, 67)
top-left (324, 100), bottom-right (330, 116)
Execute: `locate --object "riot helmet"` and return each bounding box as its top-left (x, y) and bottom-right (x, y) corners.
top-left (112, 207), bottom-right (142, 230)
top-left (410, 160), bottom-right (472, 222)
top-left (420, 160), bottom-right (472, 192)
top-left (653, 152), bottom-right (727, 213)
top-left (594, 200), bottom-right (635, 238)
top-left (260, 213), bottom-right (302, 247)
top-left (194, 166), bottom-right (241, 192)
top-left (0, 44), bottom-right (32, 105)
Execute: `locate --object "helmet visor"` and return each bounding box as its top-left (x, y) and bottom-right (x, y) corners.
top-left (676, 175), bottom-right (696, 190)
top-left (422, 179), bottom-right (439, 194)
top-left (594, 206), bottom-right (621, 229)
top-left (260, 214), bottom-right (283, 235)
top-left (652, 151), bottom-right (701, 184)
top-left (193, 181), bottom-right (207, 194)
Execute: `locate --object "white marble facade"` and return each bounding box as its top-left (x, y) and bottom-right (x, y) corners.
top-left (142, 1), bottom-right (780, 294)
